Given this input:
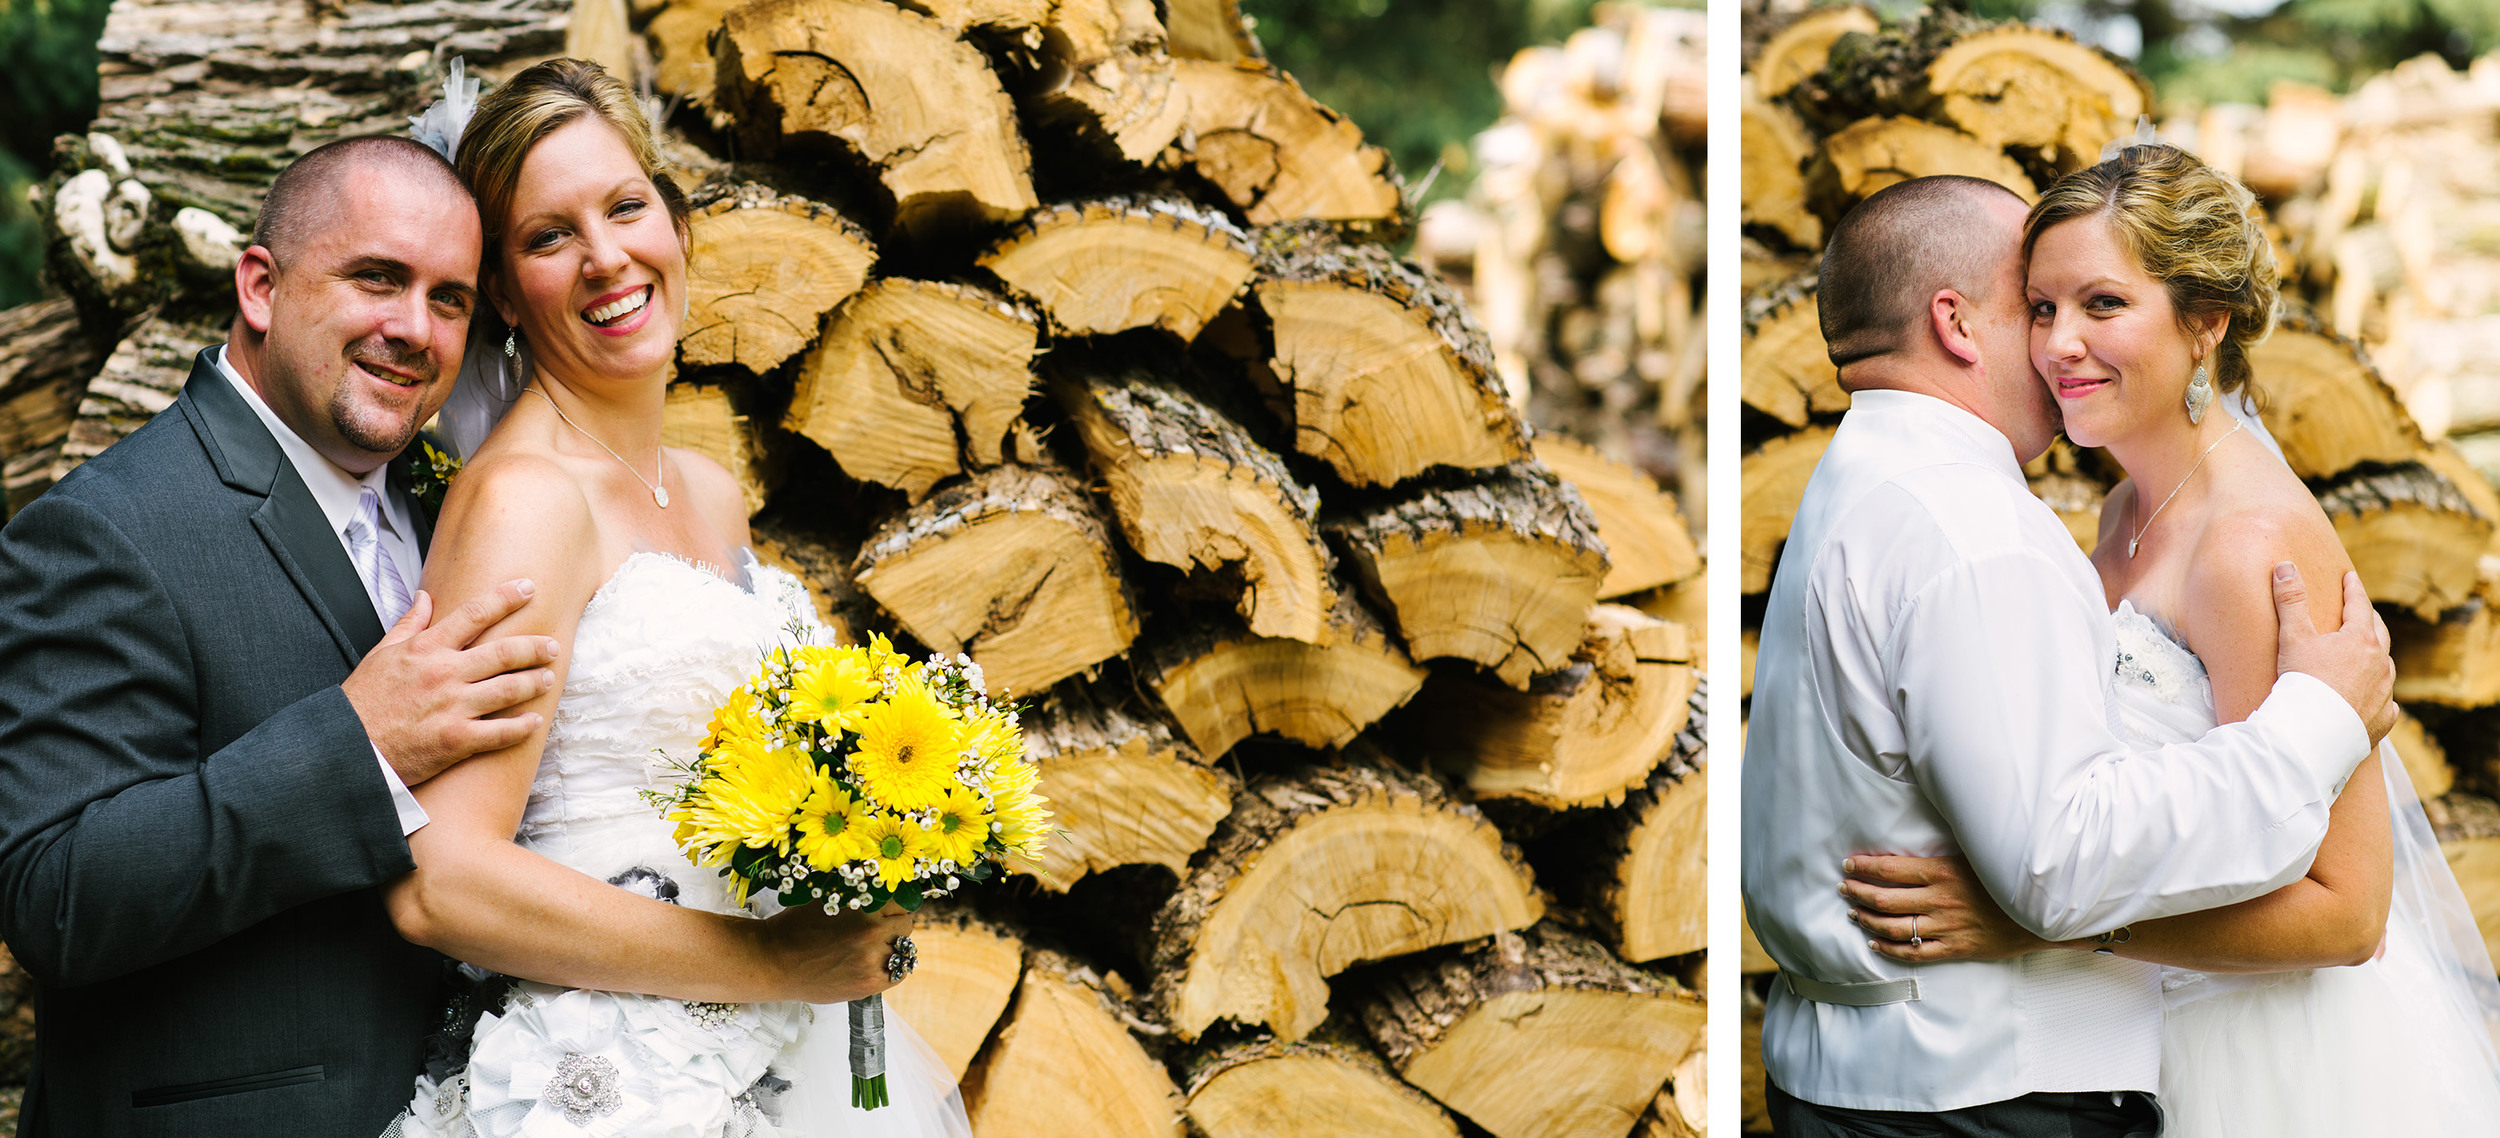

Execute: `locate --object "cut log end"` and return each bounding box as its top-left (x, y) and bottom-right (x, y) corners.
top-left (1151, 757), bottom-right (1545, 1042)
top-left (1329, 462), bottom-right (1611, 689)
top-left (786, 278), bottom-right (1040, 500)
top-left (1139, 591), bottom-right (1429, 758)
top-left (679, 183), bottom-right (876, 375)
top-left (1183, 1032), bottom-right (1459, 1138)
top-left (1360, 923), bottom-right (1704, 1138)
top-left (852, 463), bottom-right (1139, 697)
top-left (1258, 226), bottom-right (1528, 486)
top-left (1018, 681), bottom-right (1237, 890)
top-left (979, 196), bottom-right (1255, 342)
top-left (882, 908), bottom-right (1025, 1079)
top-left (1416, 605), bottom-right (1697, 811)
top-left (964, 948), bottom-right (1186, 1137)
top-left (1054, 362), bottom-right (1338, 643)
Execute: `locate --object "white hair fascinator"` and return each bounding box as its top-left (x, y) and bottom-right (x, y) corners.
top-left (2100, 114), bottom-right (2167, 163)
top-left (408, 57), bottom-right (525, 458)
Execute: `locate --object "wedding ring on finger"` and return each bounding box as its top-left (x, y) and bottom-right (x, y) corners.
top-left (884, 934), bottom-right (917, 983)
top-left (1910, 915), bottom-right (1922, 948)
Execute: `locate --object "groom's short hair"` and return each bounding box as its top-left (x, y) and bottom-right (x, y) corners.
top-left (1819, 176), bottom-right (2028, 368)
top-left (252, 135), bottom-right (471, 264)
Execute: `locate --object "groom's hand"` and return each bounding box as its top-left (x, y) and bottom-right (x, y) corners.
top-left (752, 902), bottom-right (916, 1004)
top-left (345, 579), bottom-right (560, 787)
top-left (2272, 564), bottom-right (2396, 746)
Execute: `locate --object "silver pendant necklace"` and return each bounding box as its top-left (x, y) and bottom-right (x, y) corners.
top-left (2129, 417), bottom-right (2240, 558)
top-left (527, 386), bottom-right (668, 508)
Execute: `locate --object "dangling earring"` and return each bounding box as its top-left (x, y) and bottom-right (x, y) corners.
top-left (2185, 362), bottom-right (2213, 425)
top-left (503, 327), bottom-right (518, 359)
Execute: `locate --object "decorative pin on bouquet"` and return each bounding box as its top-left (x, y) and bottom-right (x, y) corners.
top-left (650, 632), bottom-right (1051, 1108)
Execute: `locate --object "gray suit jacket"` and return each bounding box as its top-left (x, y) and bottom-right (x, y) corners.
top-left (0, 350), bottom-right (444, 1136)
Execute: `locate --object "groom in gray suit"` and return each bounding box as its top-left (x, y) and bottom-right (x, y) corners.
top-left (0, 137), bottom-right (561, 1136)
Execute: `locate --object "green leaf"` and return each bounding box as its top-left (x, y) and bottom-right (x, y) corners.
top-left (894, 882), bottom-right (925, 912)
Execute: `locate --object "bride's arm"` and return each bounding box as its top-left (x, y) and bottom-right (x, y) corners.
top-left (381, 453), bottom-right (903, 1003)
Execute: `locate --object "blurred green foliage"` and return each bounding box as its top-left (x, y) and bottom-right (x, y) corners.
top-left (0, 0), bottom-right (113, 308)
top-left (1952, 0), bottom-right (2499, 109)
top-left (1246, 0), bottom-right (1697, 204)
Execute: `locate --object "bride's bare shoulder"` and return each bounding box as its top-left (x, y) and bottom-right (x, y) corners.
top-left (424, 449), bottom-right (603, 612)
top-left (2183, 476), bottom-right (2353, 635)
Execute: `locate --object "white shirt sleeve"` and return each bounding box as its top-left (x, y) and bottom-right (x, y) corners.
top-left (1891, 547), bottom-right (2369, 942)
top-left (374, 744), bottom-right (431, 836)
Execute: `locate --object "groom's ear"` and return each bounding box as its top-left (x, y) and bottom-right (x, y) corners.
top-left (235, 245), bottom-right (280, 336)
top-left (1929, 289), bottom-right (1982, 366)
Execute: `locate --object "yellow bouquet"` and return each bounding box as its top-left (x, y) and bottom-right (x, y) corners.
top-left (650, 632), bottom-right (1050, 1107)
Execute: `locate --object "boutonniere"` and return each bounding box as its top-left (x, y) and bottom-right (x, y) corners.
top-left (409, 438), bottom-right (464, 515)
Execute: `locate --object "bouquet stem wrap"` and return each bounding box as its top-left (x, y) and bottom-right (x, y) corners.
top-left (849, 993), bottom-right (888, 1109)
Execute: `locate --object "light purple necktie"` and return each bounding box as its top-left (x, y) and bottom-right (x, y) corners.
top-left (346, 486), bottom-right (414, 628)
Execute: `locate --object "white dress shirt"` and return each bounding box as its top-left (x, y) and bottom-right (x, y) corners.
top-left (1740, 389), bottom-right (2370, 1112)
top-left (213, 347), bottom-right (429, 836)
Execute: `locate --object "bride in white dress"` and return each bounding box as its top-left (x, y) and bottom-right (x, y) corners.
top-left (375, 59), bottom-right (970, 1137)
top-left (1843, 142), bottom-right (2500, 1134)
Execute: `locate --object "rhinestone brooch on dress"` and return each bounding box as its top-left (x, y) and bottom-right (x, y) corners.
top-left (545, 1052), bottom-right (623, 1126)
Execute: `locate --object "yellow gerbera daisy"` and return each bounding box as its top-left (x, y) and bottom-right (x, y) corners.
top-left (990, 776), bottom-right (1053, 862)
top-left (785, 652), bottom-right (882, 732)
top-left (703, 690), bottom-right (771, 753)
top-left (959, 706), bottom-right (1023, 771)
top-left (863, 632), bottom-right (912, 680)
top-left (925, 786), bottom-right (994, 867)
top-left (855, 811), bottom-right (930, 891)
top-left (793, 777), bottom-right (876, 871)
top-left (669, 742), bottom-right (814, 862)
top-left (848, 673), bottom-right (963, 811)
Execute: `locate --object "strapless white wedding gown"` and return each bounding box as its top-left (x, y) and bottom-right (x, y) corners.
top-left (385, 552), bottom-right (972, 1138)
top-left (2110, 600), bottom-right (2500, 1136)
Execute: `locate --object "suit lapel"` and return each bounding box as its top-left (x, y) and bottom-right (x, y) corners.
top-left (181, 351), bottom-right (389, 663)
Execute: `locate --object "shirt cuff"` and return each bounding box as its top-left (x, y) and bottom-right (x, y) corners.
top-left (374, 744), bottom-right (431, 836)
top-left (2258, 671), bottom-right (2372, 797)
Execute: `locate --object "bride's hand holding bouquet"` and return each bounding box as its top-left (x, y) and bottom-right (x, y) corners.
top-left (651, 632), bottom-right (1052, 1108)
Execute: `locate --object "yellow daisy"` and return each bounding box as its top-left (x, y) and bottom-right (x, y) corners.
top-left (863, 632), bottom-right (912, 680)
top-left (848, 673), bottom-right (963, 811)
top-left (785, 652), bottom-right (882, 733)
top-left (925, 786), bottom-right (994, 867)
top-left (703, 689), bottom-right (771, 753)
top-left (855, 811), bottom-right (930, 891)
top-left (959, 706), bottom-right (1023, 772)
top-left (793, 776), bottom-right (876, 871)
top-left (990, 775), bottom-right (1053, 862)
top-left (668, 741), bottom-right (814, 862)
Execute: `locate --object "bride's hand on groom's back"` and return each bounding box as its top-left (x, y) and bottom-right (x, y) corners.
top-left (1840, 855), bottom-right (2062, 963)
top-left (750, 900), bottom-right (917, 1004)
top-left (2269, 564), bottom-right (2397, 746)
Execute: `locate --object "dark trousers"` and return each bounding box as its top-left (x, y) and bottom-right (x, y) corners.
top-left (1769, 1082), bottom-right (2162, 1138)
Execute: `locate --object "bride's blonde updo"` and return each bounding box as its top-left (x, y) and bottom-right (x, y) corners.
top-left (2022, 144), bottom-right (2278, 401)
top-left (453, 57), bottom-right (689, 268)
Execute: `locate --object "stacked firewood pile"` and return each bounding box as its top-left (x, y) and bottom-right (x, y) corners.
top-left (1739, 3), bottom-right (2500, 1129)
top-left (0, 0), bottom-right (1711, 1134)
top-left (1412, 3), bottom-right (1709, 546)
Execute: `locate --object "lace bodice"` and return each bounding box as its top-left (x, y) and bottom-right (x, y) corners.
top-left (517, 550), bottom-right (822, 913)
